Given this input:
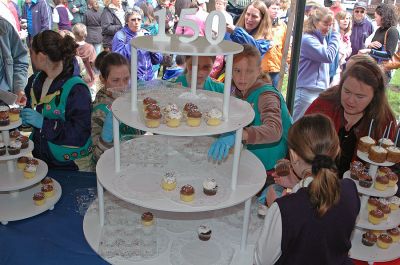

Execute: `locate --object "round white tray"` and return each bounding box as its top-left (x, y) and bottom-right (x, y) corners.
top-left (0, 159), bottom-right (48, 192)
top-left (357, 151), bottom-right (395, 167)
top-left (356, 206), bottom-right (400, 230)
top-left (0, 119), bottom-right (22, 131)
top-left (112, 89), bottom-right (255, 136)
top-left (343, 171), bottom-right (398, 198)
top-left (350, 228), bottom-right (400, 262)
top-left (131, 35), bottom-right (243, 56)
top-left (96, 136), bottom-right (266, 212)
top-left (0, 179), bottom-right (62, 224)
top-left (0, 140), bottom-right (34, 161)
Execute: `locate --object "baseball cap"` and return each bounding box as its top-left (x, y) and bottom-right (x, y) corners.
top-left (305, 0), bottom-right (324, 7)
top-left (353, 2), bottom-right (367, 10)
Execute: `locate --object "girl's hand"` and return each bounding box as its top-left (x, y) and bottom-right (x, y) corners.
top-left (272, 168), bottom-right (298, 189)
top-left (368, 41), bottom-right (382, 49)
top-left (226, 24), bottom-right (235, 33)
top-left (358, 49), bottom-right (371, 54)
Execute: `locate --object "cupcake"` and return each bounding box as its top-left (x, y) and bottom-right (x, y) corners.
top-left (186, 109), bottom-right (202, 127)
top-left (362, 231), bottom-right (377, 246)
top-left (203, 178), bottom-right (218, 196)
top-left (205, 108), bottom-right (222, 126)
top-left (368, 145), bottom-right (388, 163)
top-left (183, 102), bottom-right (198, 117)
top-left (141, 212), bottom-right (154, 226)
top-left (16, 156), bottom-right (29, 170)
top-left (198, 225), bottom-right (212, 241)
top-left (375, 175), bottom-right (389, 191)
top-left (378, 138), bottom-right (394, 148)
top-left (23, 164), bottom-right (37, 179)
top-left (9, 108), bottom-right (21, 122)
top-left (368, 209), bottom-right (384, 225)
top-left (145, 110), bottom-right (162, 128)
top-left (18, 135), bottom-right (29, 149)
top-left (358, 173), bottom-right (373, 188)
top-left (180, 184), bottom-right (195, 202)
top-left (7, 140), bottom-right (22, 155)
top-left (162, 103), bottom-right (179, 115)
top-left (377, 167), bottom-right (392, 176)
top-left (41, 184), bottom-right (54, 198)
top-left (377, 234), bottom-right (393, 249)
top-left (387, 172), bottom-right (398, 187)
top-left (145, 103), bottom-right (161, 113)
top-left (367, 197), bottom-right (380, 212)
top-left (275, 159), bottom-right (291, 177)
top-left (0, 141), bottom-right (5, 156)
top-left (358, 136), bottom-right (376, 153)
top-left (0, 105), bottom-right (10, 126)
top-left (371, 230), bottom-right (383, 236)
top-left (350, 161), bottom-right (364, 180)
top-left (388, 196), bottom-right (400, 211)
top-left (378, 204), bottom-right (391, 220)
top-left (387, 228), bottom-right (400, 243)
top-left (27, 158), bottom-right (39, 166)
top-left (166, 109), bottom-right (182, 128)
top-left (386, 146), bottom-right (400, 163)
top-left (143, 97), bottom-right (157, 109)
top-left (41, 177), bottom-right (53, 186)
top-left (161, 171), bottom-right (177, 191)
top-left (9, 129), bottom-right (20, 141)
top-left (33, 192), bottom-right (46, 206)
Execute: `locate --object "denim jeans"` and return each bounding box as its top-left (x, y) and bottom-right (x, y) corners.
top-left (269, 72), bottom-right (280, 89)
top-left (293, 87), bottom-right (325, 121)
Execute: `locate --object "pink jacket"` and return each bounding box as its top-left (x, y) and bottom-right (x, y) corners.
top-left (175, 9), bottom-right (208, 36)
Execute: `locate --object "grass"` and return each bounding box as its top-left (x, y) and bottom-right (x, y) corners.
top-left (280, 70), bottom-right (400, 120)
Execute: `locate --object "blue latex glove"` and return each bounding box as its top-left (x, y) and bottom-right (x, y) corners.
top-left (21, 108), bottom-right (44, 128)
top-left (208, 132), bottom-right (236, 161)
top-left (101, 111), bottom-right (113, 143)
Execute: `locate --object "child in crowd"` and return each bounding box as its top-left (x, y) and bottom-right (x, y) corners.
top-left (171, 56), bottom-right (225, 93)
top-left (254, 114), bottom-right (360, 265)
top-left (91, 52), bottom-right (141, 163)
top-left (208, 44), bottom-right (292, 173)
top-left (162, 55), bottom-right (185, 80)
top-left (72, 23), bottom-right (97, 88)
top-left (52, 0), bottom-right (74, 31)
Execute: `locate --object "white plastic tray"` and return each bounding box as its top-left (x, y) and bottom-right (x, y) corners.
top-left (350, 228), bottom-right (400, 262)
top-left (343, 171), bottom-right (398, 198)
top-left (0, 140), bottom-right (34, 161)
top-left (0, 120), bottom-right (21, 131)
top-left (356, 206), bottom-right (400, 230)
top-left (0, 159), bottom-right (48, 191)
top-left (357, 151), bottom-right (395, 167)
top-left (112, 89), bottom-right (255, 136)
top-left (0, 179), bottom-right (62, 224)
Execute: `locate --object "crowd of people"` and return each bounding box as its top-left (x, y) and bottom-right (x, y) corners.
top-left (1, 0), bottom-right (400, 263)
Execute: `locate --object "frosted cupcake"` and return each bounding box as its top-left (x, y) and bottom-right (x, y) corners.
top-left (0, 141), bottom-right (5, 156)
top-left (162, 103), bottom-right (179, 115)
top-left (161, 171), bottom-right (177, 191)
top-left (145, 110), bottom-right (162, 128)
top-left (198, 225), bottom-right (212, 241)
top-left (378, 138), bottom-right (394, 148)
top-left (7, 140), bottom-right (22, 155)
top-left (186, 109), bottom-right (202, 127)
top-left (203, 178), bottom-right (218, 196)
top-left (358, 136), bottom-right (375, 153)
top-left (41, 184), bottom-right (55, 198)
top-left (205, 108), bottom-right (222, 126)
top-left (388, 196), bottom-right (400, 211)
top-left (166, 109), bottom-right (182, 128)
top-left (0, 105), bottom-right (10, 126)
top-left (23, 164), bottom-right (37, 179)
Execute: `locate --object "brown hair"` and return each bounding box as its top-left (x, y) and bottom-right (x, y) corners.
top-left (288, 114), bottom-right (340, 217)
top-left (236, 0), bottom-right (272, 40)
top-left (303, 6), bottom-right (334, 34)
top-left (320, 57), bottom-right (395, 140)
top-left (335, 11), bottom-right (352, 35)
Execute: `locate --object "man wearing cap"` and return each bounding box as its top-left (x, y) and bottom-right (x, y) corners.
top-left (349, 1), bottom-right (373, 57)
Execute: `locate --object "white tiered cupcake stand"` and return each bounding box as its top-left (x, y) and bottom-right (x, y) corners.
top-left (0, 121), bottom-right (61, 225)
top-left (344, 152), bottom-right (400, 263)
top-left (84, 36), bottom-right (267, 264)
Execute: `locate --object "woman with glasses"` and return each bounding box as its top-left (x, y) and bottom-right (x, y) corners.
top-left (359, 3), bottom-right (399, 79)
top-left (111, 7), bottom-right (163, 81)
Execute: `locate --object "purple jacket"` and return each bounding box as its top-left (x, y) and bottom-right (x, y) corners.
top-left (349, 18), bottom-right (374, 57)
top-left (22, 0), bottom-right (52, 37)
top-left (112, 26), bottom-right (163, 81)
top-left (296, 30), bottom-right (339, 91)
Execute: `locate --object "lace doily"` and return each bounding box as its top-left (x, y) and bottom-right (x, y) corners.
top-left (170, 232), bottom-right (234, 265)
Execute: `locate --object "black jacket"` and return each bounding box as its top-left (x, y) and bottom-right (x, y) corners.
top-left (100, 6), bottom-right (124, 49)
top-left (83, 7), bottom-right (103, 44)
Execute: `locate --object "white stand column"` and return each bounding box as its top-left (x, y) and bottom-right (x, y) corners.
top-left (240, 198), bottom-right (251, 251)
top-left (231, 128), bottom-right (243, 190)
top-left (190, 56), bottom-right (198, 95)
top-left (97, 180), bottom-right (104, 227)
top-left (131, 45), bottom-right (138, 112)
top-left (223, 54), bottom-right (233, 121)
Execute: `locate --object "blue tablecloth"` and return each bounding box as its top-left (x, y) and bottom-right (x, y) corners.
top-left (0, 170), bottom-right (108, 265)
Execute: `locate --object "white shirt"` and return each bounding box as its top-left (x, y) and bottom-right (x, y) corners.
top-left (52, 4), bottom-right (73, 24)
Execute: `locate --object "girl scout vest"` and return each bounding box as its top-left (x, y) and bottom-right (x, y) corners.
top-left (246, 85), bottom-right (292, 170)
top-left (30, 76), bottom-right (93, 162)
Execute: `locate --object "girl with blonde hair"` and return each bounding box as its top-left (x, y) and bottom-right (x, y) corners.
top-left (254, 114), bottom-right (360, 265)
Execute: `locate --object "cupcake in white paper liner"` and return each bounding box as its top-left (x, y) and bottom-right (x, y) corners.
top-left (170, 231), bottom-right (234, 265)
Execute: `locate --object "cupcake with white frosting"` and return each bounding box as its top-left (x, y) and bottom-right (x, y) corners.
top-left (203, 177), bottom-right (218, 196)
top-left (166, 109), bottom-right (182, 128)
top-left (205, 108), bottom-right (222, 126)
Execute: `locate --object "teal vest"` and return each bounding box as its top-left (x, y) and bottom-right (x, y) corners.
top-left (175, 75), bottom-right (224, 93)
top-left (30, 76), bottom-right (93, 162)
top-left (246, 85), bottom-right (292, 170)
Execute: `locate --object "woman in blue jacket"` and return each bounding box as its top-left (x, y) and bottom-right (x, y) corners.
top-left (22, 30), bottom-right (92, 171)
top-left (111, 7), bottom-right (163, 81)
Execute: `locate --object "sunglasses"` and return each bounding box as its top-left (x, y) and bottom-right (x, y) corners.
top-left (129, 18), bottom-right (141, 21)
top-left (354, 10), bottom-right (365, 14)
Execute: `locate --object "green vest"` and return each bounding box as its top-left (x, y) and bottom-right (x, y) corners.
top-left (30, 76), bottom-right (93, 162)
top-left (174, 75), bottom-right (225, 93)
top-left (246, 85), bottom-right (292, 170)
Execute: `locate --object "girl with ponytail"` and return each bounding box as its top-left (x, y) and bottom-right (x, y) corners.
top-left (21, 30), bottom-right (93, 171)
top-left (255, 114), bottom-right (360, 265)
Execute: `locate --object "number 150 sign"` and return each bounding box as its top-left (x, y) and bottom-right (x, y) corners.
top-left (154, 8), bottom-right (227, 45)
